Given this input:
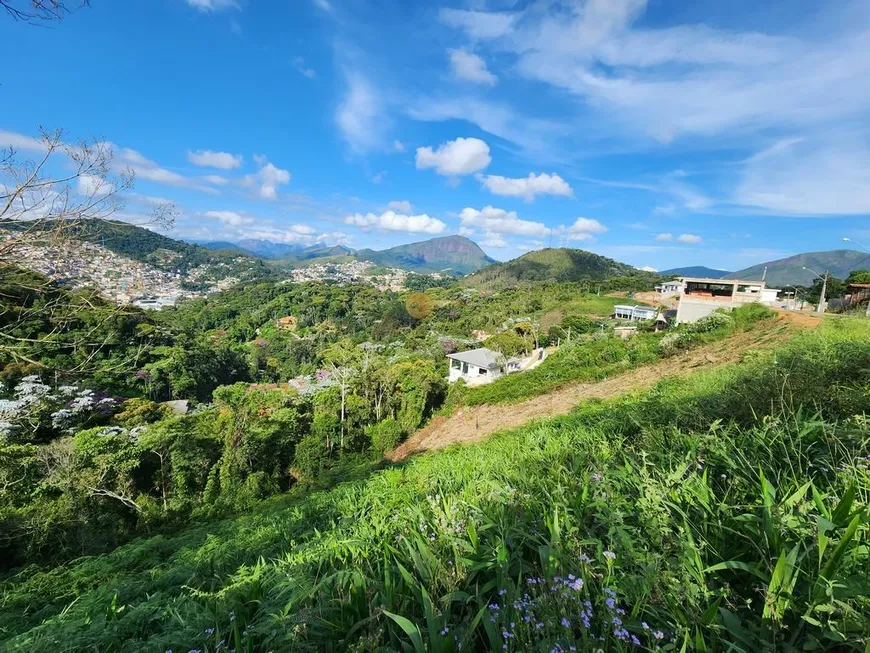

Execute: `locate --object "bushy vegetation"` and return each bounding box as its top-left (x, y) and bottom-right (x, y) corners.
top-left (468, 304), bottom-right (775, 405)
top-left (1, 319), bottom-right (867, 651)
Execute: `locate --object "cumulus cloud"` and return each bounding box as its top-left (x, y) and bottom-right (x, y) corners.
top-left (654, 232), bottom-right (673, 241)
top-left (479, 172), bottom-right (573, 201)
top-left (393, 140), bottom-right (406, 153)
top-left (416, 137), bottom-right (491, 176)
top-left (459, 205), bottom-right (550, 237)
top-left (387, 200), bottom-right (413, 212)
top-left (204, 210), bottom-right (254, 226)
top-left (565, 217), bottom-right (607, 240)
top-left (345, 210), bottom-right (446, 234)
top-left (187, 150), bottom-right (242, 170)
top-left (677, 233), bottom-right (702, 244)
top-left (244, 155), bottom-right (291, 199)
top-left (448, 49), bottom-right (497, 85)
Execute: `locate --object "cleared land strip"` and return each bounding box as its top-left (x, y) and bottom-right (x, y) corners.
top-left (390, 312), bottom-right (818, 460)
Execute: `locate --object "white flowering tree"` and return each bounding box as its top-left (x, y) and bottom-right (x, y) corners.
top-left (0, 376), bottom-right (118, 443)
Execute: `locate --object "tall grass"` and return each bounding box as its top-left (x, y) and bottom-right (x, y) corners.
top-left (1, 318), bottom-right (867, 652)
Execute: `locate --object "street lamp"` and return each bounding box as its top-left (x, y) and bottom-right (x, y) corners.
top-left (802, 266), bottom-right (828, 314)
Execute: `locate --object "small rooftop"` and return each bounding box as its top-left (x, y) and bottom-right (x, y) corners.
top-left (680, 276), bottom-right (764, 285)
top-left (446, 347), bottom-right (504, 370)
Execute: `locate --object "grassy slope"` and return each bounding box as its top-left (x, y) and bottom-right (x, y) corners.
top-left (2, 319), bottom-right (868, 652)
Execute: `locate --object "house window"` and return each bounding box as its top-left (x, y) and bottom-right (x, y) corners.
top-left (479, 367), bottom-right (487, 375)
top-left (462, 362), bottom-right (469, 374)
top-left (451, 359), bottom-right (461, 370)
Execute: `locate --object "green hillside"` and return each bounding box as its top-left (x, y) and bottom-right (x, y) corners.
top-left (357, 235), bottom-right (495, 274)
top-left (1, 320), bottom-right (867, 651)
top-left (463, 247), bottom-right (655, 290)
top-left (731, 249), bottom-right (870, 286)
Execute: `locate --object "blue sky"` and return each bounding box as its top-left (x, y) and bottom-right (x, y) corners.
top-left (2, 0), bottom-right (869, 271)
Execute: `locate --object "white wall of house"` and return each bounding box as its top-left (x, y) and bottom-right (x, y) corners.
top-left (448, 358), bottom-right (503, 385)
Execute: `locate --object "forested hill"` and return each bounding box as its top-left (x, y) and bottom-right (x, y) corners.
top-left (356, 235), bottom-right (495, 274)
top-left (730, 249), bottom-right (870, 286)
top-left (462, 247), bottom-right (656, 291)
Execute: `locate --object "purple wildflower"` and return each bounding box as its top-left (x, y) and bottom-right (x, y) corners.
top-left (440, 627), bottom-right (449, 636)
top-left (205, 628), bottom-right (214, 635)
top-left (654, 630), bottom-right (665, 640)
top-left (603, 550), bottom-right (616, 560)
top-left (561, 617), bottom-right (571, 628)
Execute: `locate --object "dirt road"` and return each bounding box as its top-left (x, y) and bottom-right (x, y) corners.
top-left (389, 312), bottom-right (816, 461)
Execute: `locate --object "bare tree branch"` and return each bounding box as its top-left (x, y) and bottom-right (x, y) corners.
top-left (0, 1), bottom-right (89, 23)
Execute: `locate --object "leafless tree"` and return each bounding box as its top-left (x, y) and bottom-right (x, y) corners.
top-left (0, 127), bottom-right (176, 372)
top-left (1, 0), bottom-right (89, 23)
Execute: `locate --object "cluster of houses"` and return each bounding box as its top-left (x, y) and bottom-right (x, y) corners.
top-left (448, 275), bottom-right (783, 386)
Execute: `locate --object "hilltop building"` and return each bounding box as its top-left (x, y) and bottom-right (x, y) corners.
top-left (674, 277), bottom-right (778, 323)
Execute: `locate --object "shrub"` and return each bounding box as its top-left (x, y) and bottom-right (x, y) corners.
top-left (366, 418), bottom-right (404, 454)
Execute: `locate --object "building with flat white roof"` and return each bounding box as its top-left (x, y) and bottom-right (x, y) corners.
top-left (675, 277), bottom-right (772, 323)
top-left (614, 305), bottom-right (658, 321)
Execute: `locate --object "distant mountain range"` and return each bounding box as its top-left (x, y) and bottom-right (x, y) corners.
top-left (659, 266), bottom-right (732, 279)
top-left (463, 247), bottom-right (655, 291)
top-left (199, 234), bottom-right (493, 275)
top-left (730, 249), bottom-right (870, 286)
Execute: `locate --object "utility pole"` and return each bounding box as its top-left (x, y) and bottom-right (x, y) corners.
top-left (803, 266), bottom-right (827, 313)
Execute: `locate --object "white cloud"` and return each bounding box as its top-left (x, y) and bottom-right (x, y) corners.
top-left (292, 57), bottom-right (317, 79)
top-left (481, 233), bottom-right (508, 248)
top-left (345, 210), bottom-right (446, 234)
top-left (459, 205), bottom-right (550, 237)
top-left (654, 232), bottom-right (673, 241)
top-left (336, 71), bottom-right (385, 153)
top-left (438, 8), bottom-right (518, 39)
top-left (393, 140), bottom-right (406, 153)
top-left (114, 145), bottom-right (216, 192)
top-left (371, 171), bottom-right (386, 184)
top-left (734, 136), bottom-right (870, 215)
top-left (0, 129), bottom-right (47, 152)
top-left (653, 205), bottom-right (676, 216)
top-left (202, 174), bottom-right (230, 186)
top-left (244, 156), bottom-right (291, 199)
top-left (387, 200), bottom-right (413, 212)
top-left (204, 210), bottom-right (254, 226)
top-left (448, 49), bottom-right (497, 86)
top-left (565, 217), bottom-right (607, 240)
top-left (440, 1), bottom-right (870, 149)
top-left (290, 224), bottom-right (316, 235)
top-left (458, 226), bottom-right (475, 237)
top-left (313, 0), bottom-right (332, 12)
top-left (416, 137), bottom-right (491, 176)
top-left (677, 233), bottom-right (702, 244)
top-left (184, 0), bottom-right (238, 11)
top-left (77, 174), bottom-right (113, 197)
top-left (639, 265), bottom-right (658, 272)
top-left (187, 150), bottom-right (242, 170)
top-left (479, 172), bottom-right (573, 201)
